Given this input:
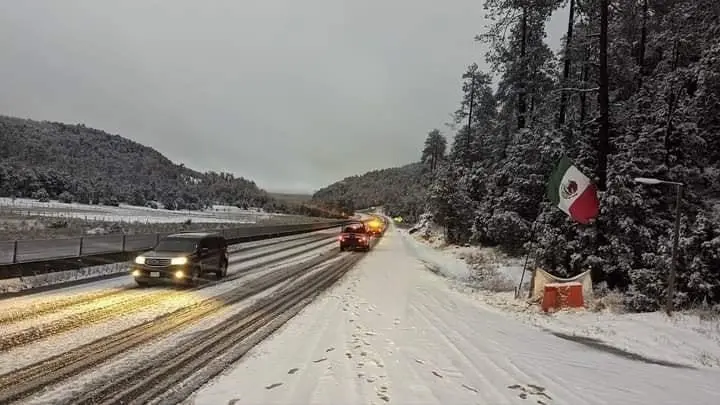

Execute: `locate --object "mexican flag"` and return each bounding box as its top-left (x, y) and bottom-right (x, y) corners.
top-left (547, 156), bottom-right (599, 224)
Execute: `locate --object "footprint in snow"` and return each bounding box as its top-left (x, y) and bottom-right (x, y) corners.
top-left (507, 384), bottom-right (552, 401)
top-left (461, 384), bottom-right (479, 393)
top-left (528, 384), bottom-right (547, 394)
top-left (227, 400), bottom-right (241, 405)
top-left (288, 368), bottom-right (299, 375)
top-left (265, 383), bottom-right (283, 390)
top-left (326, 347), bottom-right (335, 353)
top-left (415, 359), bottom-right (424, 364)
top-left (432, 370), bottom-right (443, 378)
top-left (313, 357), bottom-right (328, 363)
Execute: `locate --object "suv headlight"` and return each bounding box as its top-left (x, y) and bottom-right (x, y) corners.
top-left (171, 257), bottom-right (188, 265)
top-left (135, 256), bottom-right (146, 265)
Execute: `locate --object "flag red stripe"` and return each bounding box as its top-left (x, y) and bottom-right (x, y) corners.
top-left (568, 183), bottom-right (599, 224)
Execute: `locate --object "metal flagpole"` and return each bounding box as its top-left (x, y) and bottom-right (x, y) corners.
top-left (515, 214), bottom-right (541, 299)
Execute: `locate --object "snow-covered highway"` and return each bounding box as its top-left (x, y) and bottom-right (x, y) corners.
top-left (191, 225), bottom-right (720, 405)
top-left (0, 224), bottom-right (718, 404)
top-left (0, 229), bottom-right (346, 403)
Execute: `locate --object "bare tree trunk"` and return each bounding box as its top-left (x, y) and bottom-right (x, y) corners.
top-left (664, 39), bottom-right (680, 166)
top-left (466, 77), bottom-right (475, 166)
top-left (597, 0), bottom-right (610, 191)
top-left (637, 0), bottom-right (648, 89)
top-left (518, 7), bottom-right (528, 130)
top-left (580, 47), bottom-right (589, 124)
top-left (557, 0), bottom-right (575, 127)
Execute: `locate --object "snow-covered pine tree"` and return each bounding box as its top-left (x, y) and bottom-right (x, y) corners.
top-left (469, 0), bottom-right (559, 251)
top-left (421, 129), bottom-right (447, 173)
top-left (428, 64), bottom-right (499, 245)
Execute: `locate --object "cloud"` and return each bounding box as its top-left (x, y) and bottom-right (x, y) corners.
top-left (0, 0), bottom-right (566, 193)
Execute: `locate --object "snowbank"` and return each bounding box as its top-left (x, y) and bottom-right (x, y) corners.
top-left (398, 228), bottom-right (471, 281)
top-left (407, 221), bottom-right (720, 370)
top-left (496, 302), bottom-right (720, 369)
top-left (400, 225), bottom-right (525, 292)
top-left (0, 262), bottom-right (130, 295)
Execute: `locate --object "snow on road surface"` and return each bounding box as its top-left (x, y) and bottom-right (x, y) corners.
top-left (0, 228), bottom-right (338, 303)
top-left (408, 227), bottom-right (720, 371)
top-left (191, 226), bottom-right (720, 405)
top-left (0, 236), bottom-right (338, 376)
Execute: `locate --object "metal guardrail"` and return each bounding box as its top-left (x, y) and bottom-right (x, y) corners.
top-left (0, 221), bottom-right (349, 265)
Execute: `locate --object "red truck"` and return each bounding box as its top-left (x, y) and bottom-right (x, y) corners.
top-left (339, 223), bottom-right (371, 252)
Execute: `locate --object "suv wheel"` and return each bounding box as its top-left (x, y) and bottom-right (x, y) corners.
top-left (190, 266), bottom-right (201, 286)
top-left (217, 260), bottom-right (228, 280)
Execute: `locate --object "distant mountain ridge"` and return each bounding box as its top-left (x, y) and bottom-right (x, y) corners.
top-left (312, 162), bottom-right (428, 221)
top-left (0, 115), bottom-right (337, 217)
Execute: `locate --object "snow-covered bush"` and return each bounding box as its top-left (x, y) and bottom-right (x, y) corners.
top-left (461, 250), bottom-right (516, 292)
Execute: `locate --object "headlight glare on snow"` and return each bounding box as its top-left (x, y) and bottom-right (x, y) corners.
top-left (171, 256), bottom-right (188, 265)
top-left (134, 256), bottom-right (146, 265)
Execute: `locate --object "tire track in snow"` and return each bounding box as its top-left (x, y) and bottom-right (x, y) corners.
top-left (0, 241), bottom-right (340, 379)
top-left (415, 293), bottom-right (550, 401)
top-left (0, 236), bottom-right (336, 351)
top-left (0, 288), bottom-right (130, 326)
top-left (0, 249), bottom-right (349, 405)
top-left (410, 282), bottom-right (594, 405)
top-left (0, 288), bottom-right (187, 351)
top-left (407, 297), bottom-right (510, 402)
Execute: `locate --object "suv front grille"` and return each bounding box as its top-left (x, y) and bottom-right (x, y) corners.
top-left (146, 258), bottom-right (171, 266)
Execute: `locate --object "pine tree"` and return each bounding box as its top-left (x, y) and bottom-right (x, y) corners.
top-left (421, 129), bottom-right (447, 173)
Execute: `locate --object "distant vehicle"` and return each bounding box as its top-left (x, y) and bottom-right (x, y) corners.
top-left (131, 232), bottom-right (229, 286)
top-left (339, 222), bottom-right (371, 252)
top-left (366, 218), bottom-right (385, 236)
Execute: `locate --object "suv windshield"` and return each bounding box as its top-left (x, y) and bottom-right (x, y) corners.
top-left (155, 238), bottom-right (198, 252)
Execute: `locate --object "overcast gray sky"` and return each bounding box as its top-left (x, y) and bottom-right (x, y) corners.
top-left (0, 1), bottom-right (567, 193)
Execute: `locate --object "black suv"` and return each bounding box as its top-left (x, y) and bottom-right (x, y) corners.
top-left (131, 232), bottom-right (229, 286)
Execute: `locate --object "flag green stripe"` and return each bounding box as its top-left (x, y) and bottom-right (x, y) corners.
top-left (546, 156), bottom-right (573, 205)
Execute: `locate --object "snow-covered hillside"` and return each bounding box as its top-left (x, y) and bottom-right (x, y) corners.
top-left (0, 197), bottom-right (269, 224)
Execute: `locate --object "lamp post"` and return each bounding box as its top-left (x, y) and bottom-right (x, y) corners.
top-left (634, 177), bottom-right (684, 315)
